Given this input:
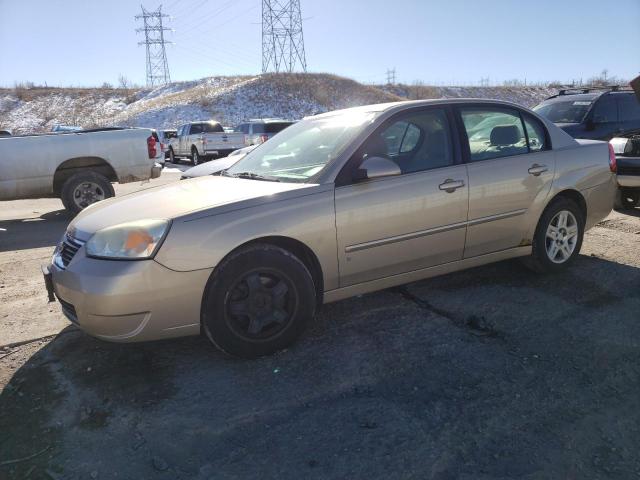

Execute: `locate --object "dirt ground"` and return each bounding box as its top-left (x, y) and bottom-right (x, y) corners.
top-left (1, 171), bottom-right (639, 479)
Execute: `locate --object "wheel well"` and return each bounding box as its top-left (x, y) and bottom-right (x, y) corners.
top-left (550, 189), bottom-right (587, 219)
top-left (53, 157), bottom-right (117, 194)
top-left (242, 236), bottom-right (324, 305)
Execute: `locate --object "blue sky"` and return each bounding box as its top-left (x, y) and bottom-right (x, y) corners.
top-left (0, 0), bottom-right (638, 87)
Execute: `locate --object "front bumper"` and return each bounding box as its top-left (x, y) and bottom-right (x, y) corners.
top-left (47, 247), bottom-right (212, 342)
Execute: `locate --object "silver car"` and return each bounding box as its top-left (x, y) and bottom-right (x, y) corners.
top-left (45, 99), bottom-right (616, 358)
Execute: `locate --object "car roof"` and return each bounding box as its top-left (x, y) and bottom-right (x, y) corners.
top-left (246, 118), bottom-right (292, 123)
top-left (309, 98), bottom-right (535, 120)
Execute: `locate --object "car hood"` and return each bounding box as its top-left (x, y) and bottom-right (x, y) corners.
top-left (68, 176), bottom-right (314, 240)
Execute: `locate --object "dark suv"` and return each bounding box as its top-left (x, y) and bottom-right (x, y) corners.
top-left (533, 87), bottom-right (640, 141)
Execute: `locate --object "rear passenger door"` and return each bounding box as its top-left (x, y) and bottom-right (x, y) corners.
top-left (457, 106), bottom-right (555, 258)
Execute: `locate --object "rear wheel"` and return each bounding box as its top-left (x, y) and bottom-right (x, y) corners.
top-left (60, 171), bottom-right (114, 215)
top-left (202, 244), bottom-right (316, 358)
top-left (191, 148), bottom-right (200, 166)
top-left (169, 147), bottom-right (177, 164)
top-left (522, 197), bottom-right (584, 273)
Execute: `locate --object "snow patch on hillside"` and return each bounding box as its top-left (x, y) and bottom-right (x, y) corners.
top-left (0, 74), bottom-right (556, 135)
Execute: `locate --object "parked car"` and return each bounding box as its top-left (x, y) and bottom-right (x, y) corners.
top-left (235, 118), bottom-right (294, 146)
top-left (610, 135), bottom-right (640, 209)
top-left (180, 145), bottom-right (258, 179)
top-left (0, 127), bottom-right (161, 214)
top-left (158, 129), bottom-right (177, 159)
top-left (45, 99), bottom-right (616, 358)
top-left (533, 86), bottom-right (640, 141)
top-left (168, 121), bottom-right (245, 165)
top-left (0, 130), bottom-right (11, 137)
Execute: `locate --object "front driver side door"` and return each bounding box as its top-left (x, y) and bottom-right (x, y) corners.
top-left (334, 107), bottom-right (469, 287)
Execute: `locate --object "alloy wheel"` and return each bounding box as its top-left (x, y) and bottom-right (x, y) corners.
top-left (545, 210), bottom-right (579, 264)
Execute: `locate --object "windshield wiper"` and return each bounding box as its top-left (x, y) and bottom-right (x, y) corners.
top-left (231, 171), bottom-right (281, 182)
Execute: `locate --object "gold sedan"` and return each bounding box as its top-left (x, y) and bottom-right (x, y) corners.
top-left (45, 100), bottom-right (617, 357)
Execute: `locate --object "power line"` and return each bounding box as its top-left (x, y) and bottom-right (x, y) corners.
top-left (135, 5), bottom-right (172, 87)
top-left (262, 0), bottom-right (307, 73)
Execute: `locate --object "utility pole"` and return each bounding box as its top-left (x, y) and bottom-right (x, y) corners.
top-left (262, 0), bottom-right (307, 73)
top-left (386, 68), bottom-right (396, 85)
top-left (135, 5), bottom-right (172, 87)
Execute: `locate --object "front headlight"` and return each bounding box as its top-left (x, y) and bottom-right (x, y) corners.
top-left (85, 219), bottom-right (170, 260)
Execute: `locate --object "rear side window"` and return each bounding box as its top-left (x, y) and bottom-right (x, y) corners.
top-left (592, 95), bottom-right (618, 123)
top-left (236, 124), bottom-right (249, 134)
top-left (361, 108), bottom-right (453, 174)
top-left (460, 108), bottom-right (527, 161)
top-left (523, 115), bottom-right (548, 152)
top-left (190, 124), bottom-right (203, 134)
top-left (202, 122), bottom-right (223, 133)
top-left (617, 94), bottom-right (640, 122)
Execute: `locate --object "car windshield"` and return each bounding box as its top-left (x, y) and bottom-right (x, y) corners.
top-left (533, 99), bottom-right (593, 124)
top-left (226, 111), bottom-right (375, 182)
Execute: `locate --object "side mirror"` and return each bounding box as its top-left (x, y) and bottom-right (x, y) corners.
top-left (353, 156), bottom-right (401, 182)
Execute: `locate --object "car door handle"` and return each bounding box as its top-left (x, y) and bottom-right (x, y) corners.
top-left (528, 164), bottom-right (548, 176)
top-left (438, 179), bottom-right (465, 193)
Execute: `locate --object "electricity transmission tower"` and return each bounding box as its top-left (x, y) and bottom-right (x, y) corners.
top-left (386, 68), bottom-right (396, 85)
top-left (135, 5), bottom-right (172, 87)
top-left (262, 0), bottom-right (307, 73)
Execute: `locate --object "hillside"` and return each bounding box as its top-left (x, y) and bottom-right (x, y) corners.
top-left (0, 73), bottom-right (556, 134)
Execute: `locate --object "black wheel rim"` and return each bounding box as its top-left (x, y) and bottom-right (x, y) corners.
top-left (72, 182), bottom-right (105, 209)
top-left (224, 269), bottom-right (296, 341)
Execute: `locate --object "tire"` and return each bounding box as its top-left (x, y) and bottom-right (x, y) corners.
top-left (522, 197), bottom-right (585, 273)
top-left (169, 148), bottom-right (177, 164)
top-left (201, 244), bottom-right (317, 358)
top-left (614, 188), bottom-right (640, 210)
top-left (60, 171), bottom-right (114, 215)
top-left (191, 148), bottom-right (200, 166)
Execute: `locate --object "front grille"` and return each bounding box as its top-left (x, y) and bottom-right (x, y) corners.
top-left (58, 236), bottom-right (85, 268)
top-left (57, 296), bottom-right (78, 324)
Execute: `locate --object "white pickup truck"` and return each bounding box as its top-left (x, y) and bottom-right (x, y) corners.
top-left (0, 127), bottom-right (161, 214)
top-left (167, 121), bottom-right (245, 165)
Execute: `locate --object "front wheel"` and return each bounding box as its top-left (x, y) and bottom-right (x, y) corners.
top-left (169, 148), bottom-right (177, 164)
top-left (522, 197), bottom-right (584, 273)
top-left (202, 244), bottom-right (317, 358)
top-left (60, 171), bottom-right (115, 215)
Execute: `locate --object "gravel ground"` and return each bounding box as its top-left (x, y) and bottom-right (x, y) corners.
top-left (1, 174), bottom-right (639, 479)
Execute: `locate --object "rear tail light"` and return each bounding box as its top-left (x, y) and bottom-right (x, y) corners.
top-left (259, 134), bottom-right (269, 143)
top-left (608, 143), bottom-right (617, 173)
top-left (147, 135), bottom-right (157, 159)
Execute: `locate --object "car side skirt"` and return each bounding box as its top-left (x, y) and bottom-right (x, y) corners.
top-left (323, 246), bottom-right (532, 304)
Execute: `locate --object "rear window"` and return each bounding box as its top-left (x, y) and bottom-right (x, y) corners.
top-left (533, 99), bottom-right (593, 124)
top-left (264, 122), bottom-right (293, 133)
top-left (202, 122), bottom-right (223, 133)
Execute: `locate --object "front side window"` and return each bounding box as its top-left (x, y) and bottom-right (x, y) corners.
top-left (461, 108), bottom-right (527, 161)
top-left (359, 109), bottom-right (452, 174)
top-left (592, 95), bottom-right (618, 123)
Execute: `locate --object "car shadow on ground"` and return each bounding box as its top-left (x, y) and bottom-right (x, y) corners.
top-left (0, 210), bottom-right (71, 252)
top-left (1, 255), bottom-right (640, 479)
